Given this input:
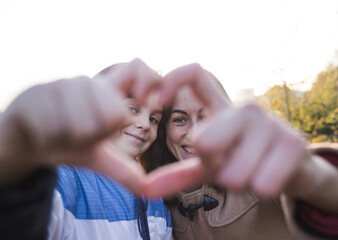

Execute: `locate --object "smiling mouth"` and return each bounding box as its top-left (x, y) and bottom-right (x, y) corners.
top-left (182, 145), bottom-right (196, 154)
top-left (125, 132), bottom-right (145, 142)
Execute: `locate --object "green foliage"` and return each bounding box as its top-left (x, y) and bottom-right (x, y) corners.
top-left (257, 64), bottom-right (337, 143)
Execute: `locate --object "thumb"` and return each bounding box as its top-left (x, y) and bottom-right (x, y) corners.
top-left (141, 158), bottom-right (207, 198)
top-left (51, 143), bottom-right (145, 194)
top-left (88, 144), bottom-right (145, 194)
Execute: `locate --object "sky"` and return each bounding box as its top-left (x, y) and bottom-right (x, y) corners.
top-left (0, 0), bottom-right (337, 111)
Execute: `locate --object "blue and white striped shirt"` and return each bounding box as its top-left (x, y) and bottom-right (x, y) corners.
top-left (48, 165), bottom-right (172, 240)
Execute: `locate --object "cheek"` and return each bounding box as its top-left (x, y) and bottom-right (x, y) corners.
top-left (166, 125), bottom-right (182, 146)
top-left (166, 127), bottom-right (182, 160)
top-left (148, 127), bottom-right (158, 144)
top-left (119, 126), bottom-right (130, 135)
top-left (166, 135), bottom-right (175, 157)
top-left (111, 128), bottom-right (124, 143)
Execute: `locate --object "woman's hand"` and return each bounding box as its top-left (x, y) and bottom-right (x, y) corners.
top-left (143, 64), bottom-right (311, 200)
top-left (160, 63), bottom-right (231, 111)
top-left (194, 103), bottom-right (309, 197)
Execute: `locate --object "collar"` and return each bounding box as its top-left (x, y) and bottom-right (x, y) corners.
top-left (177, 184), bottom-right (259, 226)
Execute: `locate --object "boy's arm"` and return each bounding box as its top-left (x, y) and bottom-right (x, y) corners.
top-left (0, 167), bottom-right (57, 240)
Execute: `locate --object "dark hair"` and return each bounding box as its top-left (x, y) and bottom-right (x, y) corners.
top-left (139, 70), bottom-right (230, 173)
top-left (139, 105), bottom-right (174, 172)
top-left (139, 70), bottom-right (230, 205)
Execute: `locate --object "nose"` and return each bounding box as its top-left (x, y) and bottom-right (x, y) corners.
top-left (134, 113), bottom-right (150, 130)
top-left (186, 118), bottom-right (204, 139)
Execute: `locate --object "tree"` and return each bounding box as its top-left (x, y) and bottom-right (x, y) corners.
top-left (257, 64), bottom-right (337, 143)
top-left (302, 64), bottom-right (337, 142)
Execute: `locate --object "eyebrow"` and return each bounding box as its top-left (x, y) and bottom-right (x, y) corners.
top-left (171, 109), bottom-right (204, 115)
top-left (172, 109), bottom-right (188, 115)
top-left (199, 109), bottom-right (205, 114)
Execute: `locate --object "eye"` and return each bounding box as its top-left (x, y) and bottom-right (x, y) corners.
top-left (149, 116), bottom-right (159, 124)
top-left (172, 117), bottom-right (187, 126)
top-left (128, 105), bottom-right (138, 114)
top-left (198, 115), bottom-right (206, 121)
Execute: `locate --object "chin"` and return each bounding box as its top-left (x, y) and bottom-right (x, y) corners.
top-left (124, 149), bottom-right (137, 158)
top-left (176, 155), bottom-right (186, 161)
top-left (180, 154), bottom-right (195, 161)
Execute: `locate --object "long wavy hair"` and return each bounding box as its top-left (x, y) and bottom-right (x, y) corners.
top-left (139, 70), bottom-right (230, 206)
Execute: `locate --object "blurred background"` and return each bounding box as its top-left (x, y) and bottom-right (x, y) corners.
top-left (0, 0), bottom-right (337, 142)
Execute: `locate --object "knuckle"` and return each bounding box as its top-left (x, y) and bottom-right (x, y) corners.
top-left (241, 103), bottom-right (261, 114)
top-left (73, 75), bottom-right (91, 83)
top-left (131, 58), bottom-right (143, 67)
top-left (264, 117), bottom-right (278, 131)
top-left (25, 84), bottom-right (47, 98)
top-left (53, 78), bottom-right (68, 86)
top-left (238, 103), bottom-right (264, 121)
top-left (190, 63), bottom-right (203, 75)
top-left (48, 79), bottom-right (70, 93)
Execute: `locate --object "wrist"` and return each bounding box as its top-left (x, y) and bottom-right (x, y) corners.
top-left (285, 150), bottom-right (338, 213)
top-left (283, 155), bottom-right (317, 200)
top-left (0, 113), bottom-right (39, 187)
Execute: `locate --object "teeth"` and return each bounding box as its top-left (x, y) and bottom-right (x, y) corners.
top-left (183, 146), bottom-right (196, 154)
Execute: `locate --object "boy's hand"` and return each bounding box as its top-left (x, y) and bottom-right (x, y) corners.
top-left (0, 58), bottom-right (162, 194)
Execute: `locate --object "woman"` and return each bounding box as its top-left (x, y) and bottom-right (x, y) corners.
top-left (141, 65), bottom-right (338, 239)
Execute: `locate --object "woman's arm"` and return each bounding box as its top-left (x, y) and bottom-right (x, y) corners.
top-left (285, 145), bottom-right (338, 213)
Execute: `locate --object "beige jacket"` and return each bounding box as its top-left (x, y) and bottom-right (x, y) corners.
top-left (170, 144), bottom-right (338, 240)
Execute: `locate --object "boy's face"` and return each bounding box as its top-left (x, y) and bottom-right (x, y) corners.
top-left (111, 93), bottom-right (162, 158)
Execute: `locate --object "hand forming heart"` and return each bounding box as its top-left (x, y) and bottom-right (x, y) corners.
top-left (0, 58), bottom-right (310, 200)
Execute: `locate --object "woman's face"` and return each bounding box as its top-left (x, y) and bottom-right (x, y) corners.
top-left (112, 93), bottom-right (162, 158)
top-left (166, 87), bottom-right (207, 161)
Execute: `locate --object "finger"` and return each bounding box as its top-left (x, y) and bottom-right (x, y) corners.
top-left (142, 158), bottom-right (207, 198)
top-left (194, 105), bottom-right (245, 156)
top-left (197, 141), bottom-right (230, 179)
top-left (53, 143), bottom-right (145, 194)
top-left (97, 58), bottom-right (162, 105)
top-left (52, 77), bottom-right (130, 148)
top-left (89, 80), bottom-right (132, 137)
top-left (89, 145), bottom-right (145, 194)
top-left (161, 63), bottom-right (228, 111)
top-left (1, 85), bottom-right (59, 166)
top-left (132, 65), bottom-right (162, 103)
top-left (14, 84), bottom-right (60, 151)
top-left (217, 115), bottom-right (276, 190)
top-left (251, 133), bottom-right (307, 198)
top-left (59, 77), bottom-right (98, 146)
